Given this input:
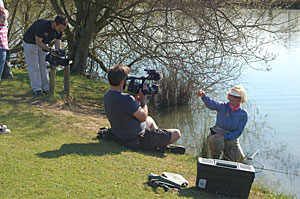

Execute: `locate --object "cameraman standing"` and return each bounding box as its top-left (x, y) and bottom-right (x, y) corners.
top-left (104, 65), bottom-right (184, 153)
top-left (22, 15), bottom-right (67, 97)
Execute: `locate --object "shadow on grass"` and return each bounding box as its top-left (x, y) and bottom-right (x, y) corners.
top-left (0, 90), bottom-right (33, 99)
top-left (179, 187), bottom-right (209, 198)
top-left (143, 184), bottom-right (216, 198)
top-left (36, 140), bottom-right (125, 158)
top-left (37, 139), bottom-right (167, 159)
top-left (179, 187), bottom-right (240, 199)
top-left (136, 149), bottom-right (167, 158)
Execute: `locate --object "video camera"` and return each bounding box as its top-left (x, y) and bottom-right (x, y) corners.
top-left (45, 49), bottom-right (71, 67)
top-left (126, 69), bottom-right (162, 95)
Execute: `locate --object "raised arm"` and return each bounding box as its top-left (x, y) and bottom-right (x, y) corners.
top-left (198, 89), bottom-right (224, 111)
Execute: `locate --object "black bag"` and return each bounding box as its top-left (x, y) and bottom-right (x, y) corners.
top-left (95, 127), bottom-right (113, 140)
top-left (95, 127), bottom-right (140, 148)
top-left (2, 50), bottom-right (13, 79)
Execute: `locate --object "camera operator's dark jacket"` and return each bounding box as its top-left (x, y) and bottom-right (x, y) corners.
top-left (23, 19), bottom-right (62, 45)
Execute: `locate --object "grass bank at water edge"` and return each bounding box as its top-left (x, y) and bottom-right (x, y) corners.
top-left (0, 70), bottom-right (294, 198)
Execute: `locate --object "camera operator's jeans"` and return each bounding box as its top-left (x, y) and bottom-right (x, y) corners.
top-left (0, 49), bottom-right (6, 82)
top-left (23, 41), bottom-right (49, 92)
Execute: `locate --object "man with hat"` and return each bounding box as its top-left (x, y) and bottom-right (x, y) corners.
top-left (197, 86), bottom-right (248, 162)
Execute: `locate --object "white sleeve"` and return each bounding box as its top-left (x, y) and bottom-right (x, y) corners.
top-left (0, 0), bottom-right (4, 8)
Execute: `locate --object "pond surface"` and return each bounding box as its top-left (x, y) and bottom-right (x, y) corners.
top-left (152, 10), bottom-right (300, 197)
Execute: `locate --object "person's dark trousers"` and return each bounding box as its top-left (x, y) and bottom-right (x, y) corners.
top-left (0, 49), bottom-right (7, 82)
top-left (1, 50), bottom-right (13, 80)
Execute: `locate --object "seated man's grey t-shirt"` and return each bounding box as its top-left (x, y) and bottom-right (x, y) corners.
top-left (104, 90), bottom-right (146, 140)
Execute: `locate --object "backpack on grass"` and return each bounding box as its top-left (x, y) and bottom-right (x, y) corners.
top-left (147, 172), bottom-right (188, 191)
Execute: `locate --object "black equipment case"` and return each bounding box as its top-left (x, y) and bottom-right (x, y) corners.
top-left (196, 157), bottom-right (255, 198)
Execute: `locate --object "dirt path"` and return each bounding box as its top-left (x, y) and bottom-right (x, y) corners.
top-left (21, 96), bottom-right (109, 133)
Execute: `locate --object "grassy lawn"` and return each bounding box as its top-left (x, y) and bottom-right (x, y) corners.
top-left (0, 70), bottom-right (293, 198)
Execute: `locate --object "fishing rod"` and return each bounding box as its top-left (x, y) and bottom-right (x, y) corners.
top-left (247, 149), bottom-right (260, 160)
top-left (246, 149), bottom-right (299, 177)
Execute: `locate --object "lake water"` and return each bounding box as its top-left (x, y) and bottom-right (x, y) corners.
top-left (152, 10), bottom-right (300, 197)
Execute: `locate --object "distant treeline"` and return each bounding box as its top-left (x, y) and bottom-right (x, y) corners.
top-left (242, 0), bottom-right (300, 9)
top-left (277, 0), bottom-right (300, 8)
top-left (279, 0), bottom-right (300, 2)
top-left (268, 0), bottom-right (300, 8)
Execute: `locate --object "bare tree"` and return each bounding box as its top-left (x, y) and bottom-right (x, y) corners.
top-left (5, 0), bottom-right (298, 106)
top-left (74, 0), bottom-right (297, 106)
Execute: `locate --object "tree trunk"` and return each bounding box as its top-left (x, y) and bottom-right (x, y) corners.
top-left (70, 7), bottom-right (99, 74)
top-left (71, 34), bottom-right (92, 74)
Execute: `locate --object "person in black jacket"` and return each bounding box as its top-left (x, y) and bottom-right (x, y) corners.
top-left (22, 15), bottom-right (67, 97)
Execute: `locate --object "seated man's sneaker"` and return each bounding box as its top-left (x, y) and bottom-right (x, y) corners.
top-left (158, 144), bottom-right (186, 155)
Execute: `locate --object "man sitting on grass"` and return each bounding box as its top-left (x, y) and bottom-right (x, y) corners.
top-left (103, 65), bottom-right (185, 154)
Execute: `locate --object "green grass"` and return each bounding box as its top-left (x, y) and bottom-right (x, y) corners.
top-left (0, 70), bottom-right (294, 198)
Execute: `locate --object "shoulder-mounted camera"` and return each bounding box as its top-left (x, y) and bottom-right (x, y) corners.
top-left (126, 69), bottom-right (162, 95)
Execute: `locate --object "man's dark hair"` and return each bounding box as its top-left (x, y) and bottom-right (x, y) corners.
top-left (54, 14), bottom-right (68, 26)
top-left (108, 65), bottom-right (130, 86)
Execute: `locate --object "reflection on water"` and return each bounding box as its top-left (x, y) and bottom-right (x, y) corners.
top-left (151, 104), bottom-right (214, 156)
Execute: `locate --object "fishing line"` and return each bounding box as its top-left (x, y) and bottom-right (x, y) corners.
top-left (253, 161), bottom-right (299, 177)
top-left (257, 167), bottom-right (299, 176)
